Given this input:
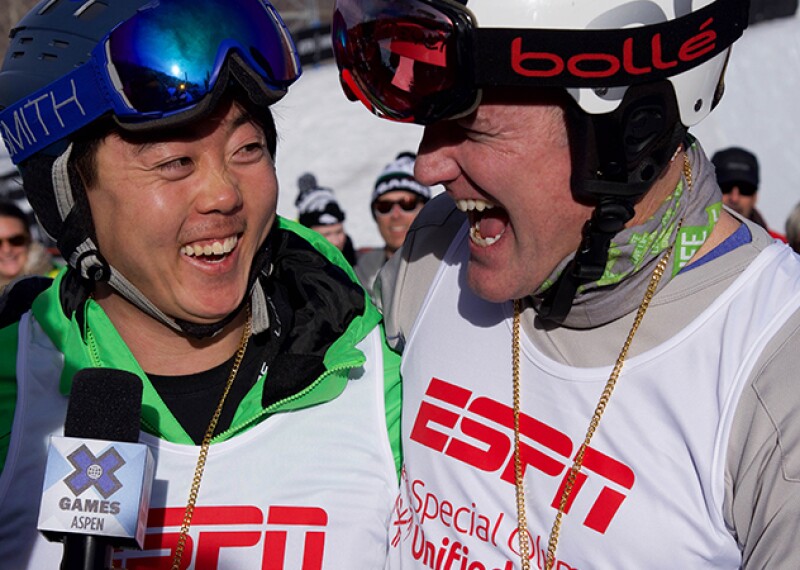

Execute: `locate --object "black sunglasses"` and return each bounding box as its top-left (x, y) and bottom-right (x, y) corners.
top-left (373, 196), bottom-right (423, 214)
top-left (720, 183), bottom-right (757, 197)
top-left (0, 234), bottom-right (28, 247)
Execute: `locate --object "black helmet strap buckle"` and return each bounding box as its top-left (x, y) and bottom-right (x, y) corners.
top-left (537, 197), bottom-right (635, 323)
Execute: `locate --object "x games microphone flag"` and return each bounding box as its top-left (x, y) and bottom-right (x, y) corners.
top-left (37, 369), bottom-right (154, 553)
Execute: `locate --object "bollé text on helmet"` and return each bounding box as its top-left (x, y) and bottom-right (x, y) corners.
top-left (511, 18), bottom-right (717, 81)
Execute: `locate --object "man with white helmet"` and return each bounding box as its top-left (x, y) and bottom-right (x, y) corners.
top-left (0, 0), bottom-right (400, 568)
top-left (334, 0), bottom-right (800, 568)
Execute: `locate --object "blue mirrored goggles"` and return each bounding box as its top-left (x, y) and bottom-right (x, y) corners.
top-left (0, 0), bottom-right (301, 165)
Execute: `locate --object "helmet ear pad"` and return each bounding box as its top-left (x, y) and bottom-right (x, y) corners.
top-left (19, 151), bottom-right (96, 257)
top-left (538, 82), bottom-right (687, 323)
top-left (18, 153), bottom-right (68, 247)
top-left (566, 80), bottom-right (687, 206)
top-left (18, 115), bottom-right (112, 281)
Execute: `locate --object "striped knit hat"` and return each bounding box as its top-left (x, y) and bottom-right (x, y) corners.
top-left (295, 173), bottom-right (346, 227)
top-left (372, 152), bottom-right (432, 204)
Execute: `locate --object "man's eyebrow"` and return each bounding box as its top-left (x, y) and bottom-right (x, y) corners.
top-left (134, 141), bottom-right (157, 156)
top-left (230, 110), bottom-right (257, 131)
top-left (129, 109), bottom-right (257, 156)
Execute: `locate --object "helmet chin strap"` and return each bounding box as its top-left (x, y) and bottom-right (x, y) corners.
top-left (72, 242), bottom-right (273, 339)
top-left (537, 198), bottom-right (636, 324)
top-left (98, 233), bottom-right (273, 339)
top-left (537, 82), bottom-right (686, 324)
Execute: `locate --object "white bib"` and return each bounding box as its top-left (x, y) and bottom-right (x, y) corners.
top-left (390, 230), bottom-right (800, 570)
top-left (0, 323), bottom-right (396, 570)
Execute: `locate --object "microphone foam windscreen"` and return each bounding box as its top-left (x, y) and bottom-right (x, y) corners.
top-left (64, 368), bottom-right (144, 443)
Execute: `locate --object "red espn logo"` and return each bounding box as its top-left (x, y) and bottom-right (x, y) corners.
top-left (410, 378), bottom-right (634, 534)
top-left (113, 505), bottom-right (326, 569)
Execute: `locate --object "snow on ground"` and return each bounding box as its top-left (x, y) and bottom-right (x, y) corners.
top-left (271, 65), bottom-right (427, 250)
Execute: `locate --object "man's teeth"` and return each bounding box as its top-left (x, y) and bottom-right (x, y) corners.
top-left (470, 223), bottom-right (504, 246)
top-left (456, 198), bottom-right (504, 246)
top-left (455, 198), bottom-right (495, 212)
top-left (181, 236), bottom-right (238, 257)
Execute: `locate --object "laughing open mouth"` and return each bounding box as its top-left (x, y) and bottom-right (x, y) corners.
top-left (180, 235), bottom-right (239, 262)
top-left (455, 198), bottom-right (509, 247)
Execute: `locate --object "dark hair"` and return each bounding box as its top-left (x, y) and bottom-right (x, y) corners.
top-left (0, 199), bottom-right (31, 235)
top-left (70, 117), bottom-right (115, 190)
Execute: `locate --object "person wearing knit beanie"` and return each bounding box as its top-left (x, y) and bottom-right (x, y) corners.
top-left (357, 152), bottom-right (432, 298)
top-left (370, 151), bottom-right (432, 208)
top-left (295, 173), bottom-right (358, 265)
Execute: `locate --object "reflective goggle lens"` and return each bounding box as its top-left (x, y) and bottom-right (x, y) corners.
top-left (333, 0), bottom-right (476, 124)
top-left (108, 0), bottom-right (300, 114)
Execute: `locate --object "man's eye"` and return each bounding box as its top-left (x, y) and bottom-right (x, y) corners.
top-left (160, 157), bottom-right (193, 170)
top-left (238, 142), bottom-right (266, 157)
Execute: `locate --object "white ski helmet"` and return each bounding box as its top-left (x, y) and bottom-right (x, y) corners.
top-left (464, 0), bottom-right (741, 127)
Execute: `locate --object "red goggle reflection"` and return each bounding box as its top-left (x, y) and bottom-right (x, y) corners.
top-left (332, 0), bottom-right (477, 124)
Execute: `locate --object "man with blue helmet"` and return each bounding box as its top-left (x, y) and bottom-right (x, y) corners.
top-left (0, 0), bottom-right (400, 568)
top-left (334, 0), bottom-right (800, 568)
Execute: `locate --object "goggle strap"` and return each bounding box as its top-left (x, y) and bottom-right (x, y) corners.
top-left (0, 63), bottom-right (109, 164)
top-left (471, 0), bottom-right (748, 89)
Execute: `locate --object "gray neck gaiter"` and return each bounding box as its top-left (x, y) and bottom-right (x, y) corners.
top-left (532, 142), bottom-right (723, 329)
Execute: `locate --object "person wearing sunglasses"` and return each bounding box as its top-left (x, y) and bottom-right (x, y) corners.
top-left (334, 0), bottom-right (800, 568)
top-left (0, 1), bottom-right (401, 568)
top-left (0, 200), bottom-right (58, 293)
top-left (356, 152), bottom-right (431, 299)
top-left (712, 146), bottom-right (787, 242)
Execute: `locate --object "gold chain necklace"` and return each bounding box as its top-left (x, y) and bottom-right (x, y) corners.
top-left (513, 155), bottom-right (692, 570)
top-left (171, 305), bottom-right (252, 570)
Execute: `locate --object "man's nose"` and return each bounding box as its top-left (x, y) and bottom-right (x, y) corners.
top-left (415, 123), bottom-right (461, 188)
top-left (196, 168), bottom-right (242, 214)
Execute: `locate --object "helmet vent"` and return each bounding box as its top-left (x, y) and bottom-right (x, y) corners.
top-left (51, 39), bottom-right (69, 49)
top-left (694, 99), bottom-right (703, 112)
top-left (75, 1), bottom-right (109, 20)
top-left (37, 0), bottom-right (59, 16)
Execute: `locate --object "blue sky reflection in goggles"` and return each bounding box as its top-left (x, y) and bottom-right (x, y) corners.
top-left (0, 0), bottom-right (301, 165)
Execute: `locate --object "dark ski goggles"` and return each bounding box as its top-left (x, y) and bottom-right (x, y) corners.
top-left (332, 0), bottom-right (747, 125)
top-left (0, 0), bottom-right (301, 164)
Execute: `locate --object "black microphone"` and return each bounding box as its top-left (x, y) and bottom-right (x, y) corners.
top-left (37, 369), bottom-right (154, 570)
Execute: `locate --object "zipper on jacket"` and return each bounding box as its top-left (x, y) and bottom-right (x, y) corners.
top-left (211, 359), bottom-right (363, 442)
